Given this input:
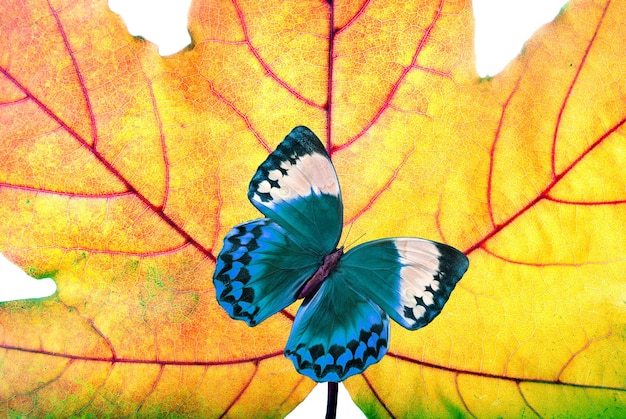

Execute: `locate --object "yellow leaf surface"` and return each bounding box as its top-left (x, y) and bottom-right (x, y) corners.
top-left (1, 0), bottom-right (625, 417)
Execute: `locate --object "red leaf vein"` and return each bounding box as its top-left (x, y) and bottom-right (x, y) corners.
top-left (135, 364), bottom-right (165, 415)
top-left (335, 0), bottom-right (373, 35)
top-left (231, 0), bottom-right (324, 110)
top-left (0, 68), bottom-right (216, 262)
top-left (137, 64), bottom-right (170, 211)
top-left (480, 246), bottom-right (620, 267)
top-left (544, 195), bottom-right (626, 206)
top-left (0, 343), bottom-right (284, 367)
top-left (483, 0), bottom-right (615, 252)
top-left (486, 54), bottom-right (533, 228)
top-left (552, 0), bottom-right (611, 177)
top-left (454, 372), bottom-right (477, 418)
top-left (47, 0), bottom-right (97, 146)
top-left (467, 116), bottom-right (626, 256)
top-left (0, 184), bottom-right (132, 199)
top-left (387, 352), bottom-right (626, 392)
top-left (208, 80), bottom-right (271, 153)
top-left (557, 331), bottom-right (614, 382)
top-left (331, 0), bottom-right (445, 153)
top-left (220, 361), bottom-right (259, 418)
top-left (71, 363), bottom-right (115, 416)
top-left (362, 372), bottom-right (395, 418)
top-left (326, 1), bottom-right (335, 151)
top-left (0, 96), bottom-right (28, 107)
top-left (344, 147), bottom-right (414, 225)
top-left (61, 301), bottom-right (116, 359)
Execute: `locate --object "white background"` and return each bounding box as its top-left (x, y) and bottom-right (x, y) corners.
top-left (0, 1), bottom-right (566, 417)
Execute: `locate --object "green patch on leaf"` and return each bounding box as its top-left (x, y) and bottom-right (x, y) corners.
top-left (556, 2), bottom-right (570, 20)
top-left (2, 295), bottom-right (57, 311)
top-left (147, 265), bottom-right (166, 288)
top-left (72, 251), bottom-right (88, 266)
top-left (184, 30), bottom-right (196, 51)
top-left (27, 266), bottom-right (58, 279)
top-left (111, 259), bottom-right (139, 283)
top-left (520, 44), bottom-right (528, 57)
top-left (440, 396), bottom-right (467, 419)
top-left (353, 395), bottom-right (384, 418)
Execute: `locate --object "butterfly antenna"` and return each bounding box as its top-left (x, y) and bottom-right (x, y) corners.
top-left (341, 222), bottom-right (353, 248)
top-left (342, 222), bottom-right (366, 251)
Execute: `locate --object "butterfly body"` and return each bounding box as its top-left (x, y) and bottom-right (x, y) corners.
top-left (297, 246), bottom-right (343, 299)
top-left (213, 126), bottom-right (469, 382)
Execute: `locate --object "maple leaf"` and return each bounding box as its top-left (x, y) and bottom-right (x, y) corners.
top-left (1, 0), bottom-right (625, 418)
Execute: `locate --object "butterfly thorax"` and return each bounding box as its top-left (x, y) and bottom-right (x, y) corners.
top-left (297, 246), bottom-right (344, 300)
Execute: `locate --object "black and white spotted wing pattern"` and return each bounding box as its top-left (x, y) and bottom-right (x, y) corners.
top-left (247, 126), bottom-right (343, 254)
top-left (285, 273), bottom-right (389, 382)
top-left (339, 238), bottom-right (468, 330)
top-left (213, 218), bottom-right (320, 326)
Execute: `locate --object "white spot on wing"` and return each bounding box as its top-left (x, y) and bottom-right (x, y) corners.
top-left (412, 305), bottom-right (426, 319)
top-left (257, 180), bottom-right (272, 193)
top-left (268, 169), bottom-right (282, 181)
top-left (252, 152), bottom-right (339, 206)
top-left (395, 240), bottom-right (442, 323)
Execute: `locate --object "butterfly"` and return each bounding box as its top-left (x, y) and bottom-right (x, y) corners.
top-left (213, 126), bottom-right (469, 382)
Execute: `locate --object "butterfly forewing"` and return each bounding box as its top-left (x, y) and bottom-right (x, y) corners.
top-left (285, 276), bottom-right (389, 382)
top-left (248, 126), bottom-right (343, 255)
top-left (339, 238), bottom-right (469, 330)
top-left (213, 218), bottom-right (320, 326)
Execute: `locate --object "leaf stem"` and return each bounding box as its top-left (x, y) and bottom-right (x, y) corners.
top-left (326, 382), bottom-right (339, 419)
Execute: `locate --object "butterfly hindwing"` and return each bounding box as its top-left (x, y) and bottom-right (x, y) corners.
top-left (248, 126), bottom-right (342, 254)
top-left (285, 275), bottom-right (389, 382)
top-left (213, 218), bottom-right (321, 326)
top-left (339, 238), bottom-right (469, 330)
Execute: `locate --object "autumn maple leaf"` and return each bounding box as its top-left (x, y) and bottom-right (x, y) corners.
top-left (1, 0), bottom-right (625, 417)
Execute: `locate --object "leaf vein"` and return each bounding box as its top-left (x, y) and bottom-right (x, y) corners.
top-left (332, 0), bottom-right (445, 153)
top-left (208, 80), bottom-right (271, 153)
top-left (335, 0), bottom-right (373, 35)
top-left (135, 364), bottom-right (165, 415)
top-left (345, 147), bottom-right (414, 225)
top-left (454, 372), bottom-right (478, 418)
top-left (387, 352), bottom-right (626, 392)
top-left (545, 195), bottom-right (626, 206)
top-left (136, 63), bottom-right (170, 211)
top-left (517, 381), bottom-right (543, 419)
top-left (221, 361), bottom-right (259, 418)
top-left (230, 0), bottom-right (324, 110)
top-left (0, 344), bottom-right (284, 367)
top-left (46, 0), bottom-right (97, 146)
top-left (552, 0), bottom-right (612, 177)
top-left (362, 372), bottom-right (396, 419)
top-left (466, 115), bottom-right (626, 255)
top-left (0, 68), bottom-right (216, 262)
top-left (480, 245), bottom-right (626, 267)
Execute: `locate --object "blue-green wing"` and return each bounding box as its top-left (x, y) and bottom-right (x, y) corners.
top-left (248, 126), bottom-right (342, 255)
top-left (213, 218), bottom-right (321, 326)
top-left (285, 275), bottom-right (389, 382)
top-left (339, 238), bottom-right (469, 330)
